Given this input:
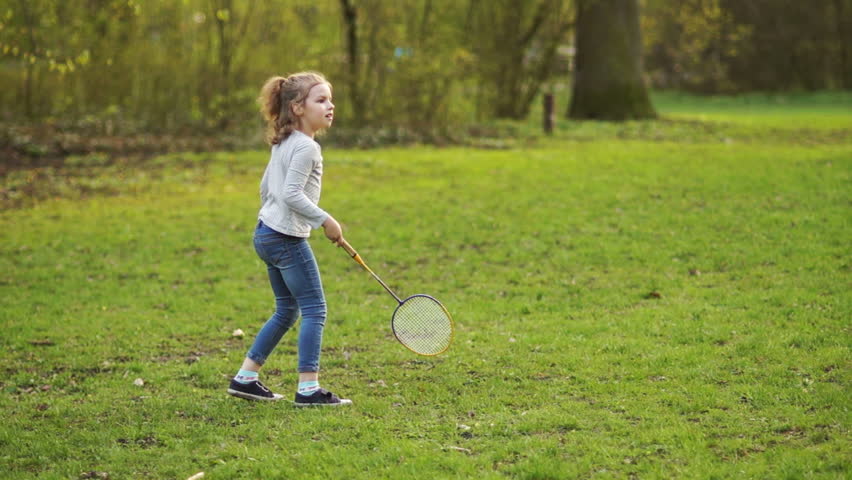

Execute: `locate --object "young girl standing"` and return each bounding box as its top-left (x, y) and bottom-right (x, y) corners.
top-left (227, 72), bottom-right (352, 406)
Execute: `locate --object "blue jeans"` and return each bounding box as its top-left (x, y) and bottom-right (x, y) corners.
top-left (248, 221), bottom-right (326, 373)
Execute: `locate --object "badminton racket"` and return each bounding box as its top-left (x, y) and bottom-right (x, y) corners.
top-left (339, 238), bottom-right (454, 356)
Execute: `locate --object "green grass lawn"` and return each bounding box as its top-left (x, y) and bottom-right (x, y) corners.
top-left (653, 91), bottom-right (852, 130)
top-left (1, 94), bottom-right (850, 479)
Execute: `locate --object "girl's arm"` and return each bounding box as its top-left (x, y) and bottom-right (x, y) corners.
top-left (282, 141), bottom-right (329, 229)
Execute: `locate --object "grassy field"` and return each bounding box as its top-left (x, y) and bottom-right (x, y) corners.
top-left (1, 94), bottom-right (850, 479)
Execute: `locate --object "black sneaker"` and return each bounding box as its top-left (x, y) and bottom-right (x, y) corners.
top-left (294, 388), bottom-right (353, 407)
top-left (227, 379), bottom-right (284, 401)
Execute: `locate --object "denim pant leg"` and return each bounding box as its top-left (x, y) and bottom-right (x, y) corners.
top-left (287, 240), bottom-right (327, 373)
top-left (246, 263), bottom-right (300, 366)
top-left (248, 224), bottom-right (327, 372)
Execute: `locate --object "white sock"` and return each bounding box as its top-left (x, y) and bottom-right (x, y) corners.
top-left (298, 380), bottom-right (320, 396)
top-left (234, 369), bottom-right (259, 384)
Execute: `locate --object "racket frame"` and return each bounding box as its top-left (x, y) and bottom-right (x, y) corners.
top-left (392, 294), bottom-right (454, 356)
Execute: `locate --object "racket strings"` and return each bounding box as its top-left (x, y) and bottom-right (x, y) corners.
top-left (392, 295), bottom-right (453, 355)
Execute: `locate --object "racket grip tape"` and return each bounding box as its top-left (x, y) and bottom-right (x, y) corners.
top-left (339, 238), bottom-right (369, 269)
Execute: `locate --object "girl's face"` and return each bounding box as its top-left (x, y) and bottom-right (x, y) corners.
top-left (295, 83), bottom-right (334, 137)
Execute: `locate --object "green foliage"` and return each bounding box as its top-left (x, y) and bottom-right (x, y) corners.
top-left (337, 0), bottom-right (476, 128)
top-left (1, 96), bottom-right (850, 479)
top-left (642, 0), bottom-right (852, 92)
top-left (1, 0), bottom-right (848, 137)
top-left (0, 0), bottom-right (493, 133)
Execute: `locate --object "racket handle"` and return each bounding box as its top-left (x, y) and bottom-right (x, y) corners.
top-left (338, 238), bottom-right (368, 269)
top-left (338, 238), bottom-right (357, 257)
top-left (338, 238), bottom-right (402, 303)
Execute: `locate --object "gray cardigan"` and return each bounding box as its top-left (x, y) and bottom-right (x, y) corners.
top-left (257, 130), bottom-right (329, 237)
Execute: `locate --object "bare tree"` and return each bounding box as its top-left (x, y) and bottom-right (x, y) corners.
top-left (470, 0), bottom-right (573, 120)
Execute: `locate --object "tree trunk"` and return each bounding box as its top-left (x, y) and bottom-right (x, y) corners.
top-left (838, 0), bottom-right (852, 89)
top-left (20, 0), bottom-right (37, 118)
top-left (568, 0), bottom-right (655, 120)
top-left (339, 0), bottom-right (365, 124)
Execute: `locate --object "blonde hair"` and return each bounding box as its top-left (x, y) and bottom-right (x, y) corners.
top-left (257, 71), bottom-right (331, 145)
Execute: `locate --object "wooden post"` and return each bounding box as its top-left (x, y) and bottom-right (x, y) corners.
top-left (543, 92), bottom-right (555, 135)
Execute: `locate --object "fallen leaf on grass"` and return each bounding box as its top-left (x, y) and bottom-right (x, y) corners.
top-left (646, 291), bottom-right (662, 299)
top-left (445, 446), bottom-right (472, 454)
top-left (232, 329), bottom-right (245, 338)
top-left (133, 378), bottom-right (144, 387)
top-left (19, 385), bottom-right (53, 394)
top-left (79, 472), bottom-right (109, 479)
top-left (186, 472), bottom-right (205, 480)
top-left (29, 339), bottom-right (54, 346)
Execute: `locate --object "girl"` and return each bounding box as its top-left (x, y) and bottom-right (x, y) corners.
top-left (227, 72), bottom-right (352, 406)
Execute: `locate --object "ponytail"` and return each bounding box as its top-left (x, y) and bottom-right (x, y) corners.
top-left (258, 72), bottom-right (330, 145)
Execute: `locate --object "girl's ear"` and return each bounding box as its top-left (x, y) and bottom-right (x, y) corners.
top-left (291, 102), bottom-right (304, 117)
